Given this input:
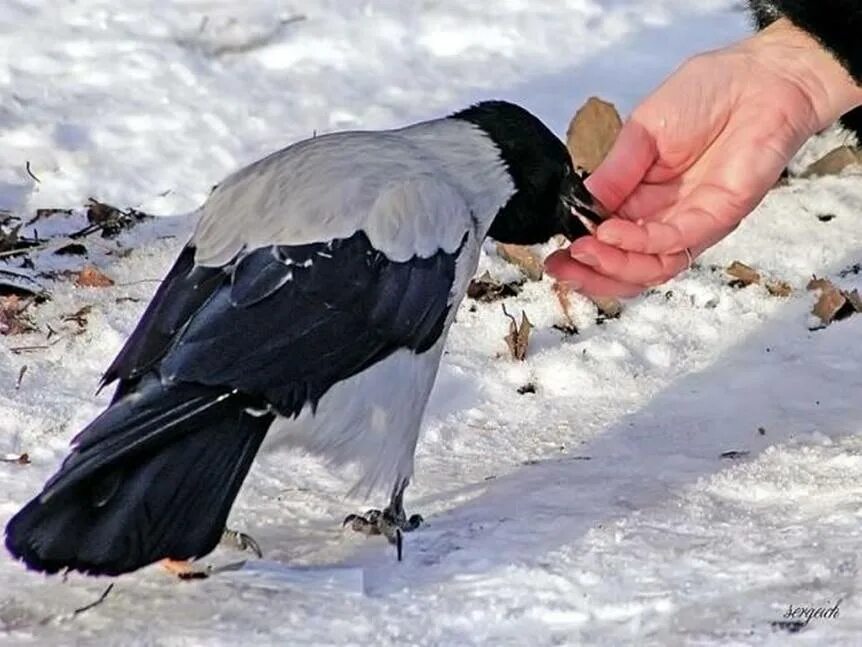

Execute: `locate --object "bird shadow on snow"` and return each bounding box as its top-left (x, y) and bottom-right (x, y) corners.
top-left (350, 282), bottom-right (862, 596)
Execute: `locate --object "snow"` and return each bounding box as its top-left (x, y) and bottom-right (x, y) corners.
top-left (2, 0), bottom-right (862, 645)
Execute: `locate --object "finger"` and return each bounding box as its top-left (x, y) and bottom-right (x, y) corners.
top-left (566, 236), bottom-right (690, 286)
top-left (616, 182), bottom-right (679, 222)
top-left (545, 250), bottom-right (646, 298)
top-left (595, 182), bottom-right (745, 254)
top-left (584, 119), bottom-right (657, 212)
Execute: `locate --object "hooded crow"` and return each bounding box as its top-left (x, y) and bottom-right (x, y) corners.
top-left (5, 100), bottom-right (605, 576)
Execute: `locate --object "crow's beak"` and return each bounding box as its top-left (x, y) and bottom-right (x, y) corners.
top-left (559, 170), bottom-right (610, 238)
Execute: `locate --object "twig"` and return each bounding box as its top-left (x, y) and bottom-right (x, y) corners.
top-left (501, 303), bottom-right (516, 326)
top-left (9, 335), bottom-right (64, 354)
top-left (0, 452), bottom-right (30, 464)
top-left (115, 278), bottom-right (163, 287)
top-left (15, 364), bottom-right (27, 389)
top-left (25, 161), bottom-right (41, 184)
top-left (0, 238), bottom-right (59, 260)
top-left (71, 584), bottom-right (114, 618)
top-left (32, 584), bottom-right (115, 628)
top-left (69, 223), bottom-right (104, 239)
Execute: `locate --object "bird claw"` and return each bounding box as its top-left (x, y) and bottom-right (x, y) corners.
top-left (221, 527), bottom-right (263, 558)
top-left (342, 509), bottom-right (424, 561)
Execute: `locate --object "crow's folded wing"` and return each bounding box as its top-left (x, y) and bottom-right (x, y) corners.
top-left (103, 227), bottom-right (464, 417)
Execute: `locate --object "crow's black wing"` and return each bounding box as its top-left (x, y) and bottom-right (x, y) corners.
top-left (103, 230), bottom-right (462, 417)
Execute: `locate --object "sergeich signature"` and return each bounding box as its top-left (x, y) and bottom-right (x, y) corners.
top-left (782, 600), bottom-right (841, 626)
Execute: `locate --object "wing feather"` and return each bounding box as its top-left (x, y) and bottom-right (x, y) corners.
top-left (106, 228), bottom-right (466, 418)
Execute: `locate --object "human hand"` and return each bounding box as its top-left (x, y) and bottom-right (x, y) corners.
top-left (547, 18), bottom-right (862, 297)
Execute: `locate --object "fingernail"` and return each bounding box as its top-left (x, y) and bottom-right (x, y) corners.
top-left (570, 251), bottom-right (598, 266)
top-left (597, 230), bottom-right (620, 245)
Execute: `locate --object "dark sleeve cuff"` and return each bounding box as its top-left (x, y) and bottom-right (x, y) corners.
top-left (748, 0), bottom-right (862, 83)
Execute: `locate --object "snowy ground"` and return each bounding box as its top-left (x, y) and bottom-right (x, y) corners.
top-left (2, 1), bottom-right (862, 645)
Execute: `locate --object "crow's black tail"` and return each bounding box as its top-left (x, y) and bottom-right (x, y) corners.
top-left (4, 375), bottom-right (272, 576)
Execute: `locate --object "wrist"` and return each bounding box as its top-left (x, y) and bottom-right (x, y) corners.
top-left (749, 18), bottom-right (862, 129)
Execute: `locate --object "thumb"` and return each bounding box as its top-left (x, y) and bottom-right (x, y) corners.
top-left (584, 119), bottom-right (657, 213)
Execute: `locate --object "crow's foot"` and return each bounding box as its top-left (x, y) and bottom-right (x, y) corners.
top-left (221, 527), bottom-right (263, 558)
top-left (342, 478), bottom-right (422, 560)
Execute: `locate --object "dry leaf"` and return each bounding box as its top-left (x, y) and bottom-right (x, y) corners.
top-left (812, 287), bottom-right (847, 325)
top-left (592, 296), bottom-right (622, 321)
top-left (76, 265), bottom-right (115, 288)
top-left (552, 282), bottom-right (578, 334)
top-left (86, 198), bottom-right (149, 237)
top-left (496, 243), bottom-right (543, 281)
top-left (807, 276), bottom-right (856, 326)
top-left (845, 289), bottom-right (862, 312)
top-left (801, 146), bottom-right (862, 178)
top-left (0, 296), bottom-right (36, 335)
top-left (726, 261), bottom-right (792, 297)
top-left (765, 280), bottom-right (792, 297)
top-left (467, 271), bottom-right (522, 302)
top-left (566, 97), bottom-right (622, 173)
top-left (502, 304), bottom-right (532, 361)
top-left (62, 305), bottom-right (93, 328)
top-left (726, 261), bottom-right (761, 286)
top-left (807, 277), bottom-right (832, 292)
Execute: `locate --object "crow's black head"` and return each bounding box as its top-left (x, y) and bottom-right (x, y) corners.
top-left (452, 100), bottom-right (606, 245)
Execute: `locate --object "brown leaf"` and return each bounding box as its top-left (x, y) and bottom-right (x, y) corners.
top-left (0, 296), bottom-right (36, 335)
top-left (496, 243), bottom-right (543, 281)
top-left (502, 304), bottom-right (532, 361)
top-left (807, 277), bottom-right (832, 292)
top-left (807, 276), bottom-right (854, 326)
top-left (566, 97), bottom-right (622, 173)
top-left (726, 261), bottom-right (762, 286)
top-left (86, 198), bottom-right (150, 237)
top-left (592, 296), bottom-right (622, 321)
top-left (845, 289), bottom-right (862, 313)
top-left (552, 282), bottom-right (578, 334)
top-left (765, 280), bottom-right (792, 297)
top-left (76, 265), bottom-right (115, 288)
top-left (801, 146), bottom-right (862, 178)
top-left (86, 199), bottom-right (123, 226)
top-left (727, 261), bottom-right (792, 297)
top-left (62, 305), bottom-right (93, 328)
top-left (467, 271), bottom-right (522, 302)
top-left (813, 289), bottom-right (847, 325)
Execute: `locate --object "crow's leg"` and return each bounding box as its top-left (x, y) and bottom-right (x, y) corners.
top-left (343, 477), bottom-right (423, 560)
top-left (160, 527), bottom-right (262, 579)
top-left (220, 527), bottom-right (263, 558)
